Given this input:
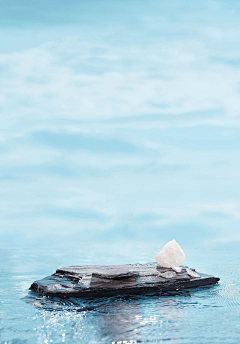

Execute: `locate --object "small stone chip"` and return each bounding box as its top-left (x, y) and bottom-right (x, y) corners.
top-left (186, 268), bottom-right (200, 278)
top-left (160, 271), bottom-right (177, 279)
top-left (172, 267), bottom-right (182, 273)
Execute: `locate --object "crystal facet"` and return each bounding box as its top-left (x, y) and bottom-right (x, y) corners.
top-left (155, 239), bottom-right (186, 268)
top-left (186, 268), bottom-right (200, 278)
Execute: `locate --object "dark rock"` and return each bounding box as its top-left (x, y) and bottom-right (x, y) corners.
top-left (29, 263), bottom-right (220, 298)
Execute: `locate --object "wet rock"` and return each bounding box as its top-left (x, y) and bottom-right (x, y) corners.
top-left (29, 263), bottom-right (220, 298)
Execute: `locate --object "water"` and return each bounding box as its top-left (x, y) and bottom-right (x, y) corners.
top-left (1, 243), bottom-right (240, 343)
top-left (1, 0), bottom-right (240, 342)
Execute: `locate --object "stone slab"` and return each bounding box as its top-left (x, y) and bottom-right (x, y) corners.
top-left (29, 263), bottom-right (220, 298)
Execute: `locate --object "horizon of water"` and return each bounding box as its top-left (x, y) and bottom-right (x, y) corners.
top-left (1, 0), bottom-right (240, 343)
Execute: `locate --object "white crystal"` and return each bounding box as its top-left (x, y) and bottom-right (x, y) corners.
top-left (160, 271), bottom-right (177, 279)
top-left (172, 266), bottom-right (182, 273)
top-left (186, 268), bottom-right (200, 278)
top-left (155, 239), bottom-right (186, 268)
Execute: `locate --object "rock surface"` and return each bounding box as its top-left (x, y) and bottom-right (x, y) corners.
top-left (155, 240), bottom-right (186, 268)
top-left (29, 263), bottom-right (219, 298)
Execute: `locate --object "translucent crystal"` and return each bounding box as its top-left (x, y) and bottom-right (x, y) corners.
top-left (172, 266), bottom-right (182, 273)
top-left (186, 268), bottom-right (200, 278)
top-left (160, 271), bottom-right (177, 279)
top-left (155, 239), bottom-right (186, 268)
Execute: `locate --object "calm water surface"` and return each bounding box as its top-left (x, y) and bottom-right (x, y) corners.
top-left (1, 244), bottom-right (240, 343)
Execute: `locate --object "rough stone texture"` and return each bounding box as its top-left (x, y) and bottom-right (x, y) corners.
top-left (29, 263), bottom-right (220, 298)
top-left (155, 240), bottom-right (186, 268)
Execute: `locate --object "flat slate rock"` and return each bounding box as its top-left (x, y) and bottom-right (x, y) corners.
top-left (29, 263), bottom-right (220, 298)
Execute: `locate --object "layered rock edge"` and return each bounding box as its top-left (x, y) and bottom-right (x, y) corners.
top-left (29, 263), bottom-right (220, 298)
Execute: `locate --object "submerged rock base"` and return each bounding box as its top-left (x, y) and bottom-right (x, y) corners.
top-left (29, 263), bottom-right (220, 298)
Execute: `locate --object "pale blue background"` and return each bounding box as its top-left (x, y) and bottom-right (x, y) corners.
top-left (1, 0), bottom-right (240, 250)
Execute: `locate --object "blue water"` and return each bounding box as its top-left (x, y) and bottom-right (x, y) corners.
top-left (1, 0), bottom-right (240, 342)
top-left (2, 244), bottom-right (240, 343)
